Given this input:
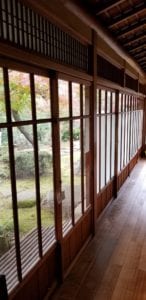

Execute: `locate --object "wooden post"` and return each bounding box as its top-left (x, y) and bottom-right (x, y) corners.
top-left (0, 275), bottom-right (8, 300)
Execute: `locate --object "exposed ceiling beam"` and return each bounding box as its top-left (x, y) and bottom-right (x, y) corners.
top-left (133, 49), bottom-right (146, 57)
top-left (129, 44), bottom-right (146, 53)
top-left (95, 0), bottom-right (126, 16)
top-left (124, 34), bottom-right (146, 47)
top-left (108, 5), bottom-right (145, 29)
top-left (117, 19), bottom-right (146, 38)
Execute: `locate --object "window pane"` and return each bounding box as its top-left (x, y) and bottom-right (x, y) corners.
top-left (119, 93), bottom-right (121, 112)
top-left (0, 131), bottom-right (18, 291)
top-left (118, 114), bottom-right (121, 172)
top-left (58, 80), bottom-right (69, 118)
top-left (9, 70), bottom-right (32, 121)
top-left (101, 90), bottom-right (105, 114)
top-left (37, 123), bottom-right (55, 253)
top-left (60, 121), bottom-right (72, 234)
top-left (97, 89), bottom-right (99, 114)
top-left (107, 91), bottom-right (111, 113)
top-left (83, 85), bottom-right (89, 115)
top-left (73, 120), bottom-right (82, 221)
top-left (83, 118), bottom-right (90, 210)
top-left (72, 83), bottom-right (80, 116)
top-left (0, 68), bottom-right (6, 123)
top-left (111, 115), bottom-right (115, 177)
top-left (106, 115), bottom-right (111, 183)
top-left (112, 92), bottom-right (116, 113)
top-left (97, 116), bottom-right (100, 193)
top-left (13, 126), bottom-right (39, 277)
top-left (100, 116), bottom-right (105, 189)
top-left (34, 75), bottom-right (51, 119)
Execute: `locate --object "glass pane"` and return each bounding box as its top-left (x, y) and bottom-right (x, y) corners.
top-left (73, 120), bottom-right (82, 221)
top-left (101, 90), bottom-right (105, 114)
top-left (97, 89), bottom-right (99, 114)
top-left (0, 68), bottom-right (6, 123)
top-left (119, 93), bottom-right (121, 112)
top-left (83, 118), bottom-right (90, 210)
top-left (9, 70), bottom-right (32, 121)
top-left (58, 80), bottom-right (69, 118)
top-left (0, 131), bottom-right (18, 291)
top-left (112, 92), bottom-right (116, 113)
top-left (118, 114), bottom-right (121, 172)
top-left (34, 75), bottom-right (51, 119)
top-left (97, 116), bottom-right (100, 193)
top-left (60, 121), bottom-right (72, 234)
top-left (111, 115), bottom-right (115, 177)
top-left (126, 112), bottom-right (130, 163)
top-left (106, 115), bottom-right (111, 183)
top-left (100, 116), bottom-right (105, 189)
top-left (121, 113), bottom-right (125, 169)
top-left (37, 123), bottom-right (55, 253)
top-left (83, 85), bottom-right (90, 115)
top-left (124, 113), bottom-right (127, 166)
top-left (13, 126), bottom-right (39, 277)
top-left (122, 94), bottom-right (125, 112)
top-left (107, 91), bottom-right (111, 113)
top-left (72, 83), bottom-right (80, 116)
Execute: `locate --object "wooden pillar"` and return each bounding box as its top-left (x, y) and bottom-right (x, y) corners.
top-left (90, 30), bottom-right (97, 236)
top-left (113, 90), bottom-right (119, 198)
top-left (50, 71), bottom-right (63, 283)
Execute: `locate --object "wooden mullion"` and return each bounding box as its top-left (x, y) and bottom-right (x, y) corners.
top-left (30, 74), bottom-right (42, 258)
top-left (80, 84), bottom-right (84, 215)
top-left (3, 67), bottom-right (22, 282)
top-left (50, 71), bottom-right (63, 283)
top-left (69, 82), bottom-right (75, 226)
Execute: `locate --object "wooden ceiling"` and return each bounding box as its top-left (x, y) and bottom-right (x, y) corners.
top-left (80, 0), bottom-right (146, 72)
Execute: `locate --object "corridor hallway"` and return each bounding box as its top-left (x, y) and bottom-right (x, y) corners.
top-left (52, 160), bottom-right (146, 300)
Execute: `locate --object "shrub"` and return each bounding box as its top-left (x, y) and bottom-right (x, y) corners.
top-left (17, 199), bottom-right (35, 208)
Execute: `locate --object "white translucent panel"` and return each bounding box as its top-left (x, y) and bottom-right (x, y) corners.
top-left (107, 91), bottom-right (111, 113)
top-left (111, 114), bottom-right (115, 178)
top-left (101, 90), bottom-right (105, 114)
top-left (112, 92), bottom-right (116, 113)
top-left (119, 93), bottom-right (122, 112)
top-left (97, 116), bottom-right (100, 193)
top-left (83, 118), bottom-right (90, 210)
top-left (121, 114), bottom-right (125, 169)
top-left (126, 112), bottom-right (130, 163)
top-left (96, 89), bottom-right (99, 114)
top-left (118, 114), bottom-right (121, 173)
top-left (124, 113), bottom-right (127, 166)
top-left (106, 115), bottom-right (111, 183)
top-left (100, 116), bottom-right (105, 189)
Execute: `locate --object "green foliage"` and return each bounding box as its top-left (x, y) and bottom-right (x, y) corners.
top-left (17, 200), bottom-right (36, 209)
top-left (61, 127), bottom-right (80, 142)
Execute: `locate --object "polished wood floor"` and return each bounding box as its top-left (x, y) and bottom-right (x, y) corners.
top-left (51, 160), bottom-right (146, 300)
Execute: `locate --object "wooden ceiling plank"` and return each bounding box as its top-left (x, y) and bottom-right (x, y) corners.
top-left (117, 20), bottom-right (146, 38)
top-left (133, 51), bottom-right (146, 58)
top-left (108, 5), bottom-right (145, 29)
top-left (96, 0), bottom-right (126, 16)
top-left (124, 34), bottom-right (146, 47)
top-left (129, 44), bottom-right (146, 53)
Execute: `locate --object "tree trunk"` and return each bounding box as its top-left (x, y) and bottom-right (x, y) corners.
top-left (12, 110), bottom-right (33, 145)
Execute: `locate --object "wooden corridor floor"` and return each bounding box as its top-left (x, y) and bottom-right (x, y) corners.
top-left (51, 159), bottom-right (146, 300)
